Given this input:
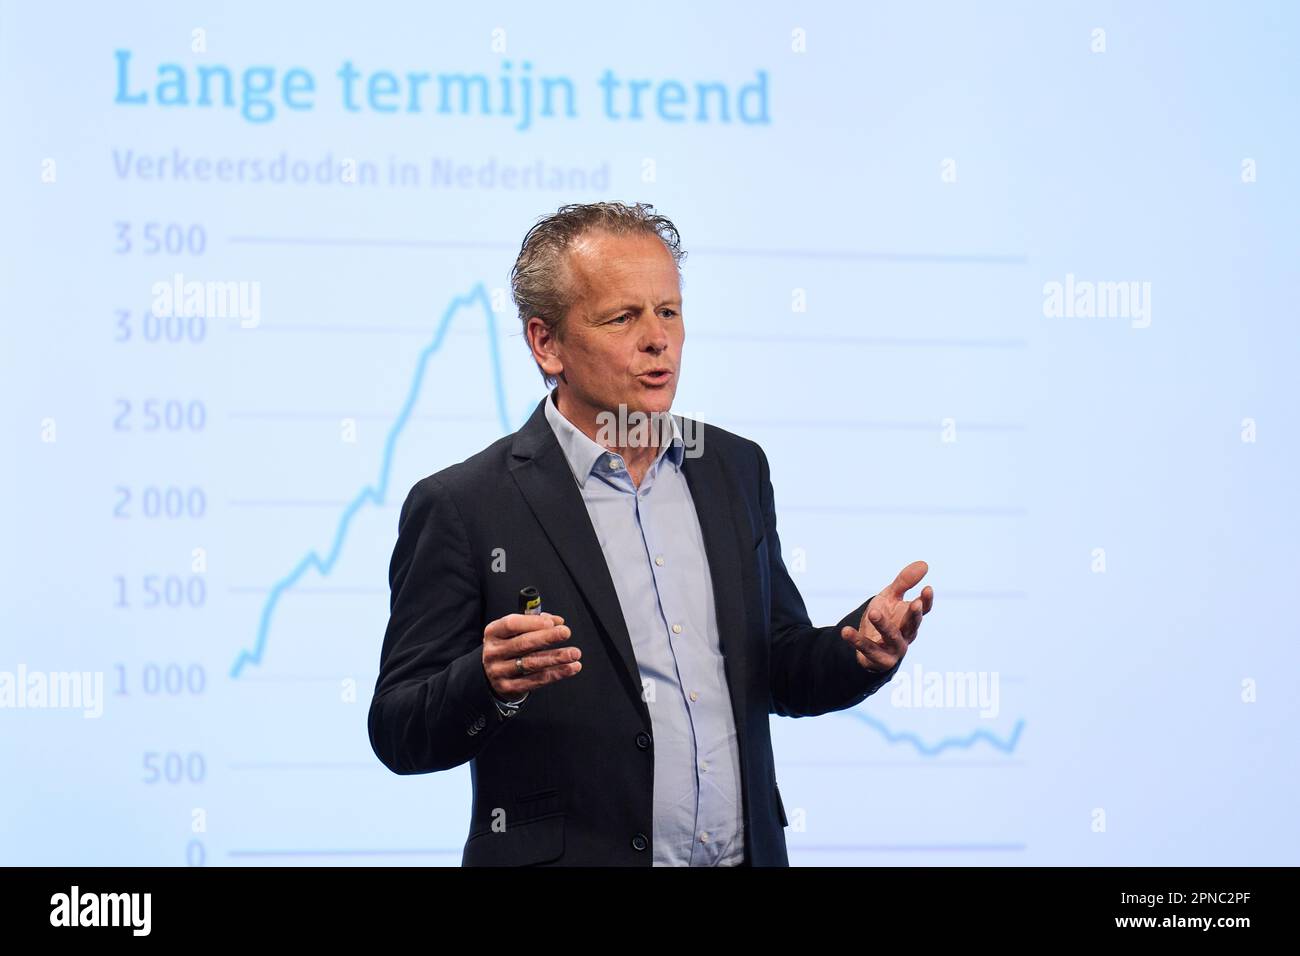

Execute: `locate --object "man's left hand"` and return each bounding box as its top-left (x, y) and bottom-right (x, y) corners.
top-left (840, 560), bottom-right (934, 672)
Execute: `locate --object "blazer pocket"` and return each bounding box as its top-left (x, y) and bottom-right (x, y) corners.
top-left (463, 811), bottom-right (565, 866)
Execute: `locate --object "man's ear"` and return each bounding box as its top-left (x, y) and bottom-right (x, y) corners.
top-left (537, 317), bottom-right (570, 383)
top-left (539, 339), bottom-right (564, 384)
top-left (527, 315), bottom-right (561, 378)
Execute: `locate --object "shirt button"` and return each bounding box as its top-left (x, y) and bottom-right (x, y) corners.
top-left (655, 556), bottom-right (664, 566)
top-left (699, 760), bottom-right (708, 772)
top-left (607, 456), bottom-right (621, 469)
top-left (689, 691), bottom-right (698, 702)
top-left (699, 832), bottom-right (709, 844)
top-left (672, 623), bottom-right (682, 634)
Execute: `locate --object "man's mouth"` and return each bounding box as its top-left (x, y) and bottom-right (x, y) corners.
top-left (637, 369), bottom-right (673, 386)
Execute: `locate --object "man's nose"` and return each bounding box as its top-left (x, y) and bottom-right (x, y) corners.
top-left (640, 313), bottom-right (670, 352)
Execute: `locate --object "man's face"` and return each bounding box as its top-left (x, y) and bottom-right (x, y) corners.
top-left (542, 229), bottom-right (684, 419)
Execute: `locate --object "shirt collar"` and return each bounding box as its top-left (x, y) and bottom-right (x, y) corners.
top-left (542, 387), bottom-right (684, 488)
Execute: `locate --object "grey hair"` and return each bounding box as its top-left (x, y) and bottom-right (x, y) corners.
top-left (509, 201), bottom-right (687, 388)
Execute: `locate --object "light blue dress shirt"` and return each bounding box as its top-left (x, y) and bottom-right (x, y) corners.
top-left (543, 389), bottom-right (744, 866)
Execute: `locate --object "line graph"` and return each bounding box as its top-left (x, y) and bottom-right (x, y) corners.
top-left (842, 711), bottom-right (1026, 757)
top-left (229, 282), bottom-right (509, 678)
top-left (229, 282), bottom-right (1030, 761)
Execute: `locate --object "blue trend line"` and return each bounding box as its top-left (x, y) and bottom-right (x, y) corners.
top-left (231, 283), bottom-right (511, 678)
top-left (842, 712), bottom-right (1026, 757)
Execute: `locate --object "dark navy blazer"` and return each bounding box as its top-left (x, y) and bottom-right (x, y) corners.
top-left (368, 395), bottom-right (898, 865)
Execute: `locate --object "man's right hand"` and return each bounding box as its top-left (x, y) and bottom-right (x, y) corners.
top-left (482, 612), bottom-right (583, 699)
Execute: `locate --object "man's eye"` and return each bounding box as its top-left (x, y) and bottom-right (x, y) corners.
top-left (611, 314), bottom-right (631, 324)
top-left (661, 309), bottom-right (678, 318)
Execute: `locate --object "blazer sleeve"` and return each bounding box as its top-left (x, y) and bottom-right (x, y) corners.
top-left (758, 443), bottom-right (901, 717)
top-left (368, 475), bottom-right (508, 773)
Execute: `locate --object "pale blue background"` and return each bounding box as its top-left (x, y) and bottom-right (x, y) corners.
top-left (1, 0), bottom-right (1296, 865)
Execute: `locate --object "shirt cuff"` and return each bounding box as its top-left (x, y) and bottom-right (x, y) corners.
top-left (492, 690), bottom-right (529, 717)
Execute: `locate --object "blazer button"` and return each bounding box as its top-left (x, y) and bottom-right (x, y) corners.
top-left (631, 833), bottom-right (648, 851)
top-left (635, 731), bottom-right (652, 750)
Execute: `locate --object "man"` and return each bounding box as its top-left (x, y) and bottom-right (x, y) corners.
top-left (367, 201), bottom-right (934, 866)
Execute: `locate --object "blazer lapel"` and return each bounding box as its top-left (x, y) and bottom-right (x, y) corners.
top-left (509, 398), bottom-right (649, 719)
top-left (680, 432), bottom-right (752, 745)
top-left (508, 398), bottom-right (753, 741)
